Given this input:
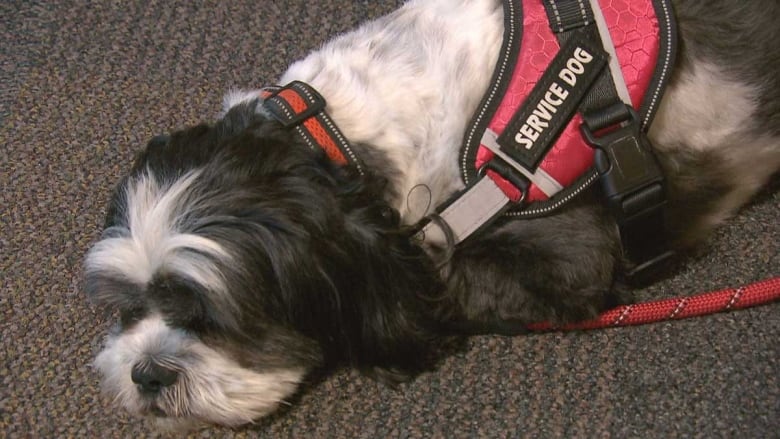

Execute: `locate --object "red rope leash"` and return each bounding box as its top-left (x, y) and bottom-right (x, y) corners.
top-left (526, 276), bottom-right (780, 331)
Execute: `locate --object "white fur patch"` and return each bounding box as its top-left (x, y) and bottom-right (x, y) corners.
top-left (650, 62), bottom-right (759, 152)
top-left (651, 61), bottom-right (780, 228)
top-left (85, 171), bottom-right (232, 297)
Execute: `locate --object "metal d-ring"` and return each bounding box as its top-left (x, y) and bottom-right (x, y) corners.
top-left (477, 159), bottom-right (528, 204)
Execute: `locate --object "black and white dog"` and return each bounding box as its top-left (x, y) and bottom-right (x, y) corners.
top-left (84, 0), bottom-right (780, 429)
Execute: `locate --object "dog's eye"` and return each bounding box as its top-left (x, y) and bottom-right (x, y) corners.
top-left (379, 206), bottom-right (398, 223)
top-left (149, 275), bottom-right (208, 330)
top-left (120, 307), bottom-right (146, 328)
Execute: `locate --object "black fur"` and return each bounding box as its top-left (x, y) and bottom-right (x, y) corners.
top-left (433, 195), bottom-right (624, 334)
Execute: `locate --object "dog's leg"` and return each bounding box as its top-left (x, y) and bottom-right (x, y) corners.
top-left (435, 197), bottom-right (624, 334)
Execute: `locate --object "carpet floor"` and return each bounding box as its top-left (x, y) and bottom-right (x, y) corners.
top-left (2, 1), bottom-right (778, 437)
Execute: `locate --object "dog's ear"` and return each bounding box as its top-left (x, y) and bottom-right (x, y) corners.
top-left (256, 172), bottom-right (445, 383)
top-left (328, 199), bottom-right (447, 383)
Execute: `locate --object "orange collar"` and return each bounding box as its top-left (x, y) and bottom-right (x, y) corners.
top-left (261, 81), bottom-right (364, 175)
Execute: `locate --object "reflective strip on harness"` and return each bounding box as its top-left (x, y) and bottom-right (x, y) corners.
top-left (481, 129), bottom-right (562, 197)
top-left (418, 177), bottom-right (511, 247)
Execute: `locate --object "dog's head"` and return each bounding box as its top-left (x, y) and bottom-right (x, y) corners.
top-left (84, 100), bottom-right (443, 428)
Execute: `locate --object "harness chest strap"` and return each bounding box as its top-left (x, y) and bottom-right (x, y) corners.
top-left (418, 32), bottom-right (611, 247)
top-left (421, 0), bottom-right (621, 248)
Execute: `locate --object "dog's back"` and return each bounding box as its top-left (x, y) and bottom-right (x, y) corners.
top-left (650, 0), bottom-right (780, 246)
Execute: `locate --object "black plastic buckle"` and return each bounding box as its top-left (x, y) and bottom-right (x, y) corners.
top-left (581, 106), bottom-right (664, 221)
top-left (581, 105), bottom-right (674, 283)
top-left (477, 157), bottom-right (530, 204)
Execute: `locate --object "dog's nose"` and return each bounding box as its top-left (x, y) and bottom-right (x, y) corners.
top-left (131, 362), bottom-right (178, 394)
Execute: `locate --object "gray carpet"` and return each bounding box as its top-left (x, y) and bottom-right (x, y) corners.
top-left (2, 1), bottom-right (778, 437)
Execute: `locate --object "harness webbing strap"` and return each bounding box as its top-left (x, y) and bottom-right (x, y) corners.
top-left (544, 0), bottom-right (594, 33)
top-left (585, 0), bottom-right (632, 106)
top-left (543, 0), bottom-right (674, 281)
top-left (481, 129), bottom-right (563, 197)
top-left (417, 177), bottom-right (511, 248)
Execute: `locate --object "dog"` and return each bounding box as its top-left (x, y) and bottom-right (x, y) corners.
top-left (84, 0), bottom-right (780, 429)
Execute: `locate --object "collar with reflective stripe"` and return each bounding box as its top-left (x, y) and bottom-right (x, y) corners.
top-left (261, 81), bottom-right (365, 175)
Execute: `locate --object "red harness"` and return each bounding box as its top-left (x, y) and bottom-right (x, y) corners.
top-left (460, 0), bottom-right (676, 207)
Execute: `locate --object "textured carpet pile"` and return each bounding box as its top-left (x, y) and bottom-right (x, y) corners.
top-left (1, 1), bottom-right (777, 437)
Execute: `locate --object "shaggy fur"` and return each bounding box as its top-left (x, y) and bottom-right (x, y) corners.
top-left (84, 0), bottom-right (780, 429)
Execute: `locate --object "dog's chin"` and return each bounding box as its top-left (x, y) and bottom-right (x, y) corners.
top-left (142, 404), bottom-right (273, 432)
top-left (93, 315), bottom-right (307, 430)
top-left (124, 402), bottom-right (220, 433)
top-left (129, 400), bottom-right (209, 433)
